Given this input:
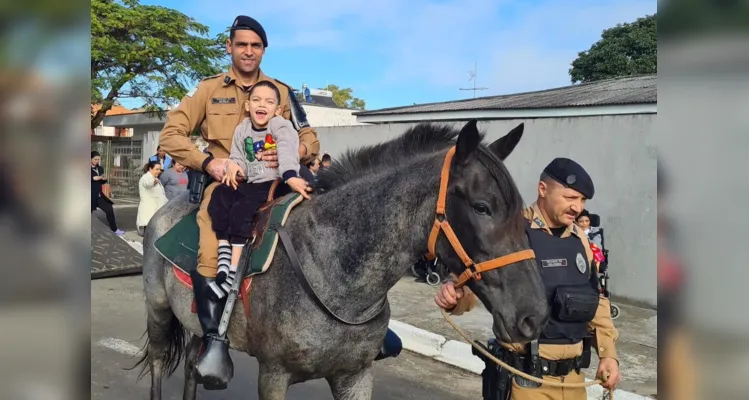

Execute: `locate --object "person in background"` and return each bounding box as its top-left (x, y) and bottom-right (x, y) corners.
top-left (160, 161), bottom-right (189, 201)
top-left (91, 151), bottom-right (124, 235)
top-left (576, 209), bottom-right (604, 248)
top-left (149, 145), bottom-right (172, 171)
top-left (321, 153), bottom-right (331, 169)
top-left (306, 157), bottom-right (320, 183)
top-left (136, 160), bottom-right (168, 235)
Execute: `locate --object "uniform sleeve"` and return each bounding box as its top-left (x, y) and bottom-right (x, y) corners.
top-left (298, 126), bottom-right (320, 165)
top-left (159, 82), bottom-right (212, 172)
top-left (589, 296), bottom-right (619, 361)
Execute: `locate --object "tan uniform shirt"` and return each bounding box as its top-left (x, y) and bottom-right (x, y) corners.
top-left (159, 68), bottom-right (320, 171)
top-left (447, 202), bottom-right (619, 362)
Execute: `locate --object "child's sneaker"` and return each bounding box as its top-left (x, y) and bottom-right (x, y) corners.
top-left (114, 229), bottom-right (125, 236)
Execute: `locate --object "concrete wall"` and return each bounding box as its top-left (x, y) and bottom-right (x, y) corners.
top-left (315, 115), bottom-right (657, 307)
top-left (301, 104), bottom-right (364, 127)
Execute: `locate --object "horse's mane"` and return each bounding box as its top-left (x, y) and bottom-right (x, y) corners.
top-left (315, 122), bottom-right (482, 192)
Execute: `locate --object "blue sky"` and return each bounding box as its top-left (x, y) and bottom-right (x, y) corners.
top-left (123, 0), bottom-right (656, 111)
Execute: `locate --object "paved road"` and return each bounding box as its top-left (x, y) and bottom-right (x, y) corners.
top-left (93, 204), bottom-right (139, 231)
top-left (92, 275), bottom-right (483, 400)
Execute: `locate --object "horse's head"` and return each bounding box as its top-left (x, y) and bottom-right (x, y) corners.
top-left (436, 120), bottom-right (548, 343)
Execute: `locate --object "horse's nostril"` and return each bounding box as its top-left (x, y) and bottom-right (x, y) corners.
top-left (517, 314), bottom-right (543, 338)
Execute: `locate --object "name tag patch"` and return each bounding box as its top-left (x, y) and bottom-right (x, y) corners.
top-left (211, 97), bottom-right (236, 104)
top-left (541, 259), bottom-right (567, 268)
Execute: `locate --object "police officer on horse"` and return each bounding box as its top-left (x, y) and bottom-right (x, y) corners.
top-left (158, 15), bottom-right (401, 390)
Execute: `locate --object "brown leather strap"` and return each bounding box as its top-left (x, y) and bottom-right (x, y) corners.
top-left (267, 178), bottom-right (281, 202)
top-left (475, 249), bottom-right (535, 272)
top-left (454, 249), bottom-right (536, 289)
top-left (426, 145), bottom-right (536, 289)
top-left (436, 146), bottom-right (455, 215)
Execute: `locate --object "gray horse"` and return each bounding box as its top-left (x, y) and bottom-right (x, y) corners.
top-left (136, 120), bottom-right (548, 400)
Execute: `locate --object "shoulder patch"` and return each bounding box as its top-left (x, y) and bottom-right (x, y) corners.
top-left (200, 74), bottom-right (223, 83)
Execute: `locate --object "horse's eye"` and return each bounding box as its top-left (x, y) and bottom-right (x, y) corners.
top-left (473, 202), bottom-right (490, 215)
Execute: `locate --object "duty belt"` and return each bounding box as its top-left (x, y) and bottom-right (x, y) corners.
top-left (495, 346), bottom-right (590, 377)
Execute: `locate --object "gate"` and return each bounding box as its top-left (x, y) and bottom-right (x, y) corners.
top-left (91, 136), bottom-right (144, 199)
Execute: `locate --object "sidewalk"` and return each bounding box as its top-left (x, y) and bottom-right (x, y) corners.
top-left (389, 276), bottom-right (657, 398)
top-left (118, 231), bottom-right (656, 399)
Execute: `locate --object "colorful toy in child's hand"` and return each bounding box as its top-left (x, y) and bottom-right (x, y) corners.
top-left (244, 138), bottom-right (256, 162)
top-left (253, 140), bottom-right (265, 154)
top-left (263, 134), bottom-right (276, 150)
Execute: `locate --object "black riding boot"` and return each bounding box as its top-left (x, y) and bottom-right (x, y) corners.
top-left (375, 328), bottom-right (402, 361)
top-left (190, 270), bottom-right (234, 389)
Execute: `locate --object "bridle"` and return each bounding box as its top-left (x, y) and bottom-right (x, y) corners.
top-left (424, 146), bottom-right (536, 289)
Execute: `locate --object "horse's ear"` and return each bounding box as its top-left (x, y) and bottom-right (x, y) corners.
top-left (488, 123), bottom-right (524, 161)
top-left (454, 119), bottom-right (481, 165)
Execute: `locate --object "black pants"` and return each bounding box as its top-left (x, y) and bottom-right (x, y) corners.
top-left (95, 196), bottom-right (118, 231)
top-left (208, 181), bottom-right (290, 245)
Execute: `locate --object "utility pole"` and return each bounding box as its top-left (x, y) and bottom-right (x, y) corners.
top-left (459, 61), bottom-right (488, 98)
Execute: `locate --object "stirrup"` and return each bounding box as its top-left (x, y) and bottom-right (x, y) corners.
top-left (195, 334), bottom-right (233, 390)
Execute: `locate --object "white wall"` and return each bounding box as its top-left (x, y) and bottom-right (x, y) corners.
top-left (302, 105), bottom-right (365, 127)
top-left (315, 115), bottom-right (657, 307)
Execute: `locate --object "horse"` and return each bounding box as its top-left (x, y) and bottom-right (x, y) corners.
top-left (136, 119), bottom-right (549, 400)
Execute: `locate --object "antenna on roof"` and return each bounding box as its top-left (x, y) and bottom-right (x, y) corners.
top-left (459, 61), bottom-right (488, 98)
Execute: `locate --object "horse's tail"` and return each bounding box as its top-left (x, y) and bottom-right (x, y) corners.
top-left (129, 310), bottom-right (187, 381)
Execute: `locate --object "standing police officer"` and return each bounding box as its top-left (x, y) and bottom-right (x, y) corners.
top-left (435, 158), bottom-right (621, 400)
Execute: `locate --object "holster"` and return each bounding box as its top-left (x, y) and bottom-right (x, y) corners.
top-left (288, 92), bottom-right (311, 131)
top-left (187, 169), bottom-right (213, 204)
top-left (579, 337), bottom-right (592, 371)
top-left (473, 340), bottom-right (512, 400)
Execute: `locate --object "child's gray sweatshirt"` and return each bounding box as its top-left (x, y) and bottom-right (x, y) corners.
top-left (229, 116), bottom-right (300, 183)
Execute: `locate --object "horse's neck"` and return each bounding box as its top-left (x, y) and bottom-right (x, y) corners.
top-left (299, 165), bottom-right (441, 311)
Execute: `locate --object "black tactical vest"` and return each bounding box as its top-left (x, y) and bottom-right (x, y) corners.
top-left (525, 223), bottom-right (600, 345)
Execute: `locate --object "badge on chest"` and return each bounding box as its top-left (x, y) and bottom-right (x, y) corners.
top-left (211, 97), bottom-right (236, 104)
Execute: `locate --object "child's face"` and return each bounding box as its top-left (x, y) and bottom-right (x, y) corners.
top-left (246, 86), bottom-right (281, 127)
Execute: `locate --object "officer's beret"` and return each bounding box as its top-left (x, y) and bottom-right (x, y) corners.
top-left (231, 15), bottom-right (268, 48)
top-left (543, 157), bottom-right (595, 199)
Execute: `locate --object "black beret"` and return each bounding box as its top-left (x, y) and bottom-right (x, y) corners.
top-left (543, 157), bottom-right (595, 199)
top-left (231, 15), bottom-right (268, 48)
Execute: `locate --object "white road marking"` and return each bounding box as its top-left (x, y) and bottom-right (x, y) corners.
top-left (96, 338), bottom-right (144, 357)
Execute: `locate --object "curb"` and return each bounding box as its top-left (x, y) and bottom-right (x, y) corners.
top-left (119, 239), bottom-right (652, 399)
top-left (387, 319), bottom-right (654, 400)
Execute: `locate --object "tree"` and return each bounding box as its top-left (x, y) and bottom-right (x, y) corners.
top-left (569, 14), bottom-right (657, 84)
top-left (91, 0), bottom-right (227, 129)
top-left (324, 84), bottom-right (366, 110)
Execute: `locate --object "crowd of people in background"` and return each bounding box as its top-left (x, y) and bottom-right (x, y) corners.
top-left (92, 146), bottom-right (333, 237)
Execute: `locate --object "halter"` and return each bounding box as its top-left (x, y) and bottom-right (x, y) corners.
top-left (425, 146), bottom-right (536, 289)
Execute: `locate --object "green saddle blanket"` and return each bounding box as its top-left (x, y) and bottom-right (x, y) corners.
top-left (154, 192), bottom-right (304, 278)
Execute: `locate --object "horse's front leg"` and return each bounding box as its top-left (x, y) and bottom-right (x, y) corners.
top-left (326, 365), bottom-right (374, 400)
top-left (257, 363), bottom-right (292, 400)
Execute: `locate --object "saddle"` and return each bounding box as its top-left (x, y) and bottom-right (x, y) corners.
top-left (154, 179), bottom-right (304, 315)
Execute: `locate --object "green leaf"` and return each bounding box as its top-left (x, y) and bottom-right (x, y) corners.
top-left (91, 0), bottom-right (226, 128)
top-left (569, 14), bottom-right (657, 84)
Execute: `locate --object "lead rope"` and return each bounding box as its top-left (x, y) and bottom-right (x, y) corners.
top-left (439, 308), bottom-right (614, 399)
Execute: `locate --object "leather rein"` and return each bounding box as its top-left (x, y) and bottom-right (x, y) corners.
top-left (280, 145), bottom-right (535, 326)
top-left (424, 146), bottom-right (536, 289)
